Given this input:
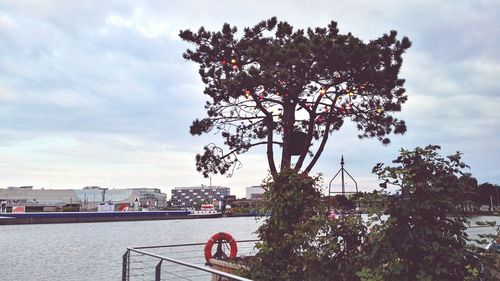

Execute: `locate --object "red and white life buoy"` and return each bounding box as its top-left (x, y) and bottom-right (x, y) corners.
top-left (204, 232), bottom-right (238, 262)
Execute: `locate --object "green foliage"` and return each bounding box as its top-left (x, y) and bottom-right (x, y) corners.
top-left (360, 145), bottom-right (482, 281)
top-left (243, 146), bottom-right (492, 281)
top-left (249, 169), bottom-right (366, 281)
top-left (180, 18), bottom-right (411, 177)
top-left (331, 194), bottom-right (356, 210)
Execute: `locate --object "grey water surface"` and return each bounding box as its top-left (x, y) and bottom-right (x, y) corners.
top-left (0, 216), bottom-right (262, 280)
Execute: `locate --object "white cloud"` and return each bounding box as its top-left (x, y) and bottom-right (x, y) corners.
top-left (105, 7), bottom-right (172, 40)
top-left (0, 132), bottom-right (267, 197)
top-left (0, 12), bottom-right (15, 30)
top-left (0, 0), bottom-right (498, 196)
top-left (0, 87), bottom-right (17, 101)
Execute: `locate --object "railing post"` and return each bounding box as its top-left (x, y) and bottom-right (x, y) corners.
top-left (122, 250), bottom-right (130, 281)
top-left (155, 260), bottom-right (162, 281)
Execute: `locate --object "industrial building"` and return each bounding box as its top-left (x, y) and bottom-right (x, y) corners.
top-left (170, 185), bottom-right (230, 208)
top-left (0, 186), bottom-right (167, 212)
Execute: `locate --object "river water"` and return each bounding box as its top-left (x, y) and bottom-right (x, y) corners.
top-left (0, 216), bottom-right (262, 280)
top-left (0, 216), bottom-right (498, 280)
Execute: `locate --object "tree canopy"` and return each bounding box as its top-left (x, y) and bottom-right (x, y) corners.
top-left (180, 17), bottom-right (411, 178)
top-left (474, 182), bottom-right (500, 206)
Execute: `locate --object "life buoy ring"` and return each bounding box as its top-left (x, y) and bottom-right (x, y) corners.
top-left (204, 232), bottom-right (238, 262)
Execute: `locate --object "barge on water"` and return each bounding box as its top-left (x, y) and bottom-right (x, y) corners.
top-left (0, 210), bottom-right (222, 225)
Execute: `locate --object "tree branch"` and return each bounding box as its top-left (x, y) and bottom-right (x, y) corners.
top-left (304, 115), bottom-right (334, 174)
top-left (295, 91), bottom-right (340, 171)
top-left (265, 115), bottom-right (278, 178)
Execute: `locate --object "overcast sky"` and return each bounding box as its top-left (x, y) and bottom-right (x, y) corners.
top-left (0, 0), bottom-right (498, 198)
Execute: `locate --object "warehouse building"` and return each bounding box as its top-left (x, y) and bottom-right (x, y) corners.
top-left (0, 186), bottom-right (167, 212)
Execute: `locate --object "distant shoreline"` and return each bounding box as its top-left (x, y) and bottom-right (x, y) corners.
top-left (0, 210), bottom-right (223, 225)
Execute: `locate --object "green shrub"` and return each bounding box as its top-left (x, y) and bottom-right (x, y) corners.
top-left (249, 169), bottom-right (365, 281)
top-left (359, 145), bottom-right (483, 281)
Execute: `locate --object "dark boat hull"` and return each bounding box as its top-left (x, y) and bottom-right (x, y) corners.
top-left (0, 211), bottom-right (222, 225)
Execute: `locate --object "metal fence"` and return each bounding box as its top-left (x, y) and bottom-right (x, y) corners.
top-left (122, 240), bottom-right (259, 281)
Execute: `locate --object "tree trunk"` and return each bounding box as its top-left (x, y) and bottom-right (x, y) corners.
top-left (280, 100), bottom-right (295, 170)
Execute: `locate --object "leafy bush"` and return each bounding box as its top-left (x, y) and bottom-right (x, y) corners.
top-left (249, 146), bottom-right (488, 281)
top-left (249, 169), bottom-right (365, 281)
top-left (359, 145), bottom-right (483, 281)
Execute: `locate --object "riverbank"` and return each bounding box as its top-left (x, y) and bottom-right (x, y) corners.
top-left (0, 210), bottom-right (222, 225)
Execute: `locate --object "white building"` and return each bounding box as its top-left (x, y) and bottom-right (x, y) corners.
top-left (0, 186), bottom-right (167, 211)
top-left (246, 185), bottom-right (265, 200)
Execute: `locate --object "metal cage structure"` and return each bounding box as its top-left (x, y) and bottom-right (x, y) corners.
top-left (328, 155), bottom-right (360, 208)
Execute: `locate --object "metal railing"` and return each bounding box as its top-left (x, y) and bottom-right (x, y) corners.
top-left (122, 240), bottom-right (259, 281)
top-left (121, 224), bottom-right (497, 281)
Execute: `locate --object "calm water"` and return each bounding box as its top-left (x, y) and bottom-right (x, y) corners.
top-left (0, 216), bottom-right (263, 280)
top-left (0, 216), bottom-right (498, 280)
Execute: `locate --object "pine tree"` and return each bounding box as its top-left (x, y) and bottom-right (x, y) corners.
top-left (180, 17), bottom-right (411, 178)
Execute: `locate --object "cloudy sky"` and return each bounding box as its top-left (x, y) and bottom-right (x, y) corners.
top-left (0, 0), bottom-right (498, 198)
